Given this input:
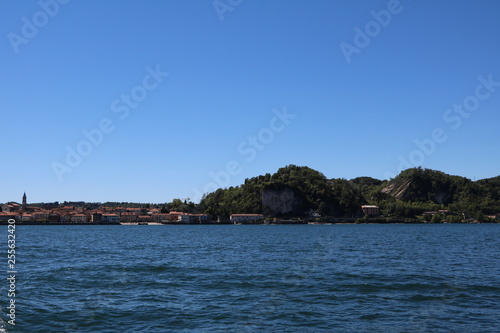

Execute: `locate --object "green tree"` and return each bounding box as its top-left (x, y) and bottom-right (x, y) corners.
top-left (431, 214), bottom-right (442, 223)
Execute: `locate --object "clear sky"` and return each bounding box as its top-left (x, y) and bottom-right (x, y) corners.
top-left (1, 0), bottom-right (499, 204)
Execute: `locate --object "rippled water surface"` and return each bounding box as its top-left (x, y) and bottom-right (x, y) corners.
top-left (3, 224), bottom-right (500, 332)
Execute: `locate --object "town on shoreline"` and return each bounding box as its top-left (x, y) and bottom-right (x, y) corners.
top-left (1, 193), bottom-right (498, 225)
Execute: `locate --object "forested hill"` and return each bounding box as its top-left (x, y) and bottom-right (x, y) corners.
top-left (198, 165), bottom-right (500, 219)
top-left (199, 165), bottom-right (365, 218)
top-left (379, 168), bottom-right (500, 214)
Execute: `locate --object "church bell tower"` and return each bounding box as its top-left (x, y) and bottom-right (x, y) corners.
top-left (22, 192), bottom-right (27, 211)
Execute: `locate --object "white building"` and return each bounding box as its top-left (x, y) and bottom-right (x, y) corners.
top-left (230, 214), bottom-right (264, 224)
top-left (178, 214), bottom-right (191, 223)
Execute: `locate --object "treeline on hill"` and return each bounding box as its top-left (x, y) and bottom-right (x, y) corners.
top-left (199, 165), bottom-right (500, 220)
top-left (374, 168), bottom-right (500, 218)
top-left (32, 201), bottom-right (159, 210)
top-left (198, 165), bottom-right (367, 218)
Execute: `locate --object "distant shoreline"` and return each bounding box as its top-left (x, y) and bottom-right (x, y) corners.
top-left (1, 220), bottom-right (497, 226)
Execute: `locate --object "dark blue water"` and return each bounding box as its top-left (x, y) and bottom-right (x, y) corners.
top-left (2, 224), bottom-right (500, 332)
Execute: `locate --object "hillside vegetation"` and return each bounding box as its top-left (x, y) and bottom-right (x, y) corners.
top-left (377, 168), bottom-right (500, 217)
top-left (199, 165), bottom-right (500, 220)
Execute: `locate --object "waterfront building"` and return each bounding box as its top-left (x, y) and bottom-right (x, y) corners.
top-left (71, 214), bottom-right (88, 223)
top-left (361, 205), bottom-right (380, 217)
top-left (34, 211), bottom-right (51, 221)
top-left (191, 214), bottom-right (210, 223)
top-left (169, 211), bottom-right (186, 222)
top-left (138, 215), bottom-right (153, 223)
top-left (21, 214), bottom-right (33, 221)
top-left (91, 213), bottom-right (102, 223)
top-left (101, 214), bottom-right (120, 224)
top-left (60, 214), bottom-right (71, 223)
top-left (178, 214), bottom-right (191, 223)
top-left (151, 213), bottom-right (169, 223)
top-left (120, 212), bottom-right (138, 223)
top-left (230, 214), bottom-right (264, 224)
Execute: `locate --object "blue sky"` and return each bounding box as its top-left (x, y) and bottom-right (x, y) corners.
top-left (1, 0), bottom-right (499, 204)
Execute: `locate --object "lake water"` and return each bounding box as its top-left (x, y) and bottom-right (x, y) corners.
top-left (2, 224), bottom-right (500, 332)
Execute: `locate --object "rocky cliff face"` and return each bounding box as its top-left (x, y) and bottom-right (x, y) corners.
top-left (381, 178), bottom-right (453, 204)
top-left (381, 180), bottom-right (412, 200)
top-left (262, 186), bottom-right (303, 216)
